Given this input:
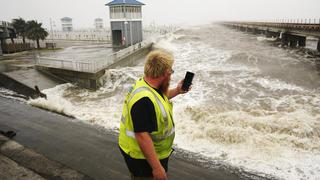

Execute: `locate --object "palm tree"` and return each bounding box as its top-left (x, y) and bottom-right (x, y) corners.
top-left (26, 20), bottom-right (48, 49)
top-left (12, 17), bottom-right (27, 43)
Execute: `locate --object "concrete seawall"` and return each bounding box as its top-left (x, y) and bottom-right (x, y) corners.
top-left (0, 73), bottom-right (37, 98)
top-left (35, 66), bottom-right (105, 90)
top-left (0, 69), bottom-right (64, 98)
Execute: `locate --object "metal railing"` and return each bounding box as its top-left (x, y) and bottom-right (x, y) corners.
top-left (223, 19), bottom-right (320, 31)
top-left (269, 19), bottom-right (320, 24)
top-left (36, 41), bottom-right (151, 73)
top-left (226, 19), bottom-right (320, 25)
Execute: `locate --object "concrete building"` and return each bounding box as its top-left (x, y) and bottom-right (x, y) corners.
top-left (0, 21), bottom-right (17, 55)
top-left (106, 0), bottom-right (144, 47)
top-left (94, 18), bottom-right (104, 30)
top-left (61, 17), bottom-right (73, 32)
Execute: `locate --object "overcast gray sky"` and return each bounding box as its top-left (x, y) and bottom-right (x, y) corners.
top-left (1, 0), bottom-right (319, 29)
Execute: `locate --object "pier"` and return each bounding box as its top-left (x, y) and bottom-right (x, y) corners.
top-left (222, 20), bottom-right (320, 51)
top-left (35, 42), bottom-right (152, 90)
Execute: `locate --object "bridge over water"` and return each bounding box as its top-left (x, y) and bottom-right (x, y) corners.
top-left (222, 20), bottom-right (320, 51)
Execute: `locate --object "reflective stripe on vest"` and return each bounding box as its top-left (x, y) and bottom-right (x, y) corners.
top-left (125, 127), bottom-right (175, 142)
top-left (121, 86), bottom-right (172, 142)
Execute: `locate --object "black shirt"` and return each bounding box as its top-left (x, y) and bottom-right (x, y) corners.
top-left (130, 87), bottom-right (164, 133)
top-left (120, 84), bottom-right (169, 177)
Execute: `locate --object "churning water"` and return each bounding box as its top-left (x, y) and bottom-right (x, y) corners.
top-left (27, 24), bottom-right (320, 179)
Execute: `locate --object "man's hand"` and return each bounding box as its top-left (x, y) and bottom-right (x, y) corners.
top-left (176, 79), bottom-right (192, 94)
top-left (135, 132), bottom-right (168, 180)
top-left (152, 166), bottom-right (167, 180)
top-left (168, 79), bottom-right (192, 99)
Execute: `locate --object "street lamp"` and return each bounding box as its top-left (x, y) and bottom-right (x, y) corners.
top-left (50, 18), bottom-right (56, 50)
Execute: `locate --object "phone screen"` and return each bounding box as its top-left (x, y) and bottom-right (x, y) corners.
top-left (182, 71), bottom-right (194, 91)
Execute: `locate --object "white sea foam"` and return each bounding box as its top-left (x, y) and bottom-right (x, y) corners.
top-left (28, 25), bottom-right (320, 179)
top-left (257, 36), bottom-right (278, 42)
top-left (255, 78), bottom-right (305, 92)
top-left (174, 105), bottom-right (320, 180)
top-left (166, 34), bottom-right (320, 179)
top-left (0, 88), bottom-right (27, 102)
top-left (151, 33), bottom-right (183, 53)
top-left (28, 84), bottom-right (76, 117)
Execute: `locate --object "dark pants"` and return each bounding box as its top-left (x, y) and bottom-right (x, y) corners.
top-left (119, 147), bottom-right (169, 178)
top-left (130, 174), bottom-right (154, 180)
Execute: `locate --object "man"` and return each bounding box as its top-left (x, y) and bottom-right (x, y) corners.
top-left (119, 50), bottom-right (190, 180)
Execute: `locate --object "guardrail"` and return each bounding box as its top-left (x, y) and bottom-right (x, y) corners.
top-left (226, 19), bottom-right (320, 24)
top-left (35, 41), bottom-right (151, 73)
top-left (223, 21), bottom-right (320, 31)
top-left (268, 19), bottom-right (320, 24)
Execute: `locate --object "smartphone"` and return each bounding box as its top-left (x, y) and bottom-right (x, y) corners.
top-left (182, 71), bottom-right (194, 91)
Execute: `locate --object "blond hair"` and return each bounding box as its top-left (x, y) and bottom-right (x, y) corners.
top-left (144, 50), bottom-right (174, 78)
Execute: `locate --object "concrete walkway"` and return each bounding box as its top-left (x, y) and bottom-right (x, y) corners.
top-left (0, 135), bottom-right (89, 179)
top-left (0, 97), bottom-right (244, 180)
top-left (0, 154), bottom-right (44, 180)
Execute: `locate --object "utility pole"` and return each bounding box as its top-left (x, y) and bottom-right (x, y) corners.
top-left (50, 18), bottom-right (55, 50)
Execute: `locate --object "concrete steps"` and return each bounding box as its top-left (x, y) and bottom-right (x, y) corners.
top-left (0, 135), bottom-right (91, 179)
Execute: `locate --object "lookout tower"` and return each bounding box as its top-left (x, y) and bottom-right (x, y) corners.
top-left (61, 17), bottom-right (73, 32)
top-left (106, 0), bottom-right (144, 47)
top-left (94, 18), bottom-right (104, 30)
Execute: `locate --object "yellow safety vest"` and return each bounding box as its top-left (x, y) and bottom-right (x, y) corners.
top-left (119, 78), bottom-right (175, 160)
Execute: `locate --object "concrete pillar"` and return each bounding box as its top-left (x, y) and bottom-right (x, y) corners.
top-left (297, 36), bottom-right (306, 47)
top-left (281, 33), bottom-right (305, 47)
top-left (264, 30), bottom-right (268, 37)
top-left (252, 28), bottom-right (258, 34)
top-left (273, 32), bottom-right (281, 39)
top-left (0, 40), bottom-right (2, 56)
top-left (288, 38), bottom-right (298, 47)
top-left (290, 35), bottom-right (300, 47)
top-left (265, 30), bottom-right (273, 38)
top-left (281, 33), bottom-right (289, 46)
